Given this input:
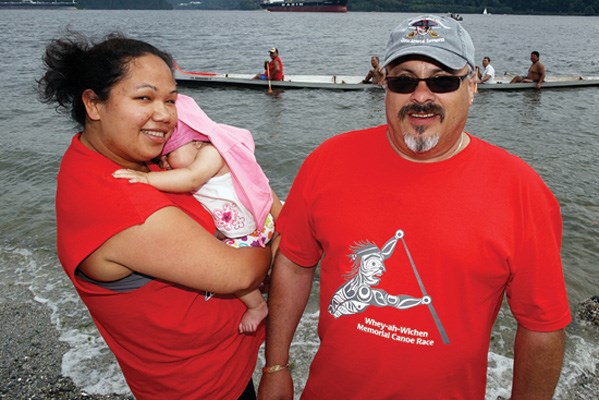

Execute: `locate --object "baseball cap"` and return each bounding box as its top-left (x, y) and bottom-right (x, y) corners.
top-left (268, 47), bottom-right (278, 53)
top-left (382, 14), bottom-right (475, 71)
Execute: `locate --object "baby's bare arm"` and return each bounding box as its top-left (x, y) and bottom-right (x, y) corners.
top-left (112, 168), bottom-right (150, 184)
top-left (113, 144), bottom-right (226, 193)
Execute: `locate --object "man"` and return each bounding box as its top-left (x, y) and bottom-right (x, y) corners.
top-left (258, 14), bottom-right (570, 400)
top-left (477, 56), bottom-right (496, 84)
top-left (253, 47), bottom-right (284, 81)
top-left (510, 51), bottom-right (545, 89)
top-left (362, 56), bottom-right (386, 84)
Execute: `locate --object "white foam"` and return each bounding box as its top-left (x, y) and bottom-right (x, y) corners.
top-left (5, 244), bottom-right (596, 399)
top-left (60, 328), bottom-right (130, 395)
top-left (554, 333), bottom-right (598, 397)
top-left (486, 352), bottom-right (514, 399)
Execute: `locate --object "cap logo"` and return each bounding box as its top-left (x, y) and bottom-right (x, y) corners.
top-left (383, 14), bottom-right (474, 71)
top-left (404, 18), bottom-right (451, 44)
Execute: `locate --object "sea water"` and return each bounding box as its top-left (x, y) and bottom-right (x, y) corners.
top-left (0, 9), bottom-right (597, 398)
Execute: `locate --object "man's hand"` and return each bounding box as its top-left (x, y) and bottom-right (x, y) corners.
top-left (258, 369), bottom-right (294, 400)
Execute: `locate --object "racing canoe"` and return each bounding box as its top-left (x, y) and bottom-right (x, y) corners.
top-left (174, 67), bottom-right (599, 92)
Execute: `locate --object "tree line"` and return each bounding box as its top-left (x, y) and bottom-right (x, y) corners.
top-left (348, 0), bottom-right (597, 15)
top-left (78, 0), bottom-right (172, 9)
top-left (0, 0), bottom-right (173, 9)
top-left (171, 0), bottom-right (598, 15)
top-left (5, 0), bottom-right (595, 14)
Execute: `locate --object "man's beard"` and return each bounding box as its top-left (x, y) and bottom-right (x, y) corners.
top-left (399, 103), bottom-right (444, 153)
top-left (404, 128), bottom-right (439, 153)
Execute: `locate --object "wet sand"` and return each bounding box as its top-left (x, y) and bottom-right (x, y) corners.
top-left (1, 298), bottom-right (596, 399)
top-left (0, 300), bottom-right (132, 400)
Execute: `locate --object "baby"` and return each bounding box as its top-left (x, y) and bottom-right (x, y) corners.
top-left (114, 94), bottom-right (281, 333)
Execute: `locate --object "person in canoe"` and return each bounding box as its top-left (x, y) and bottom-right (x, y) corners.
top-left (476, 56), bottom-right (496, 84)
top-left (253, 48), bottom-right (284, 81)
top-left (362, 55), bottom-right (386, 84)
top-left (510, 51), bottom-right (546, 89)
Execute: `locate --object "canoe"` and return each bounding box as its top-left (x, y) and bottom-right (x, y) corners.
top-left (174, 70), bottom-right (374, 91)
top-left (477, 75), bottom-right (599, 90)
top-left (174, 67), bottom-right (599, 92)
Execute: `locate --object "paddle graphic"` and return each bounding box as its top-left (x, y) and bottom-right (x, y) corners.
top-left (399, 231), bottom-right (450, 344)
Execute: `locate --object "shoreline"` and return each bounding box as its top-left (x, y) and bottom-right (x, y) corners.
top-left (0, 300), bottom-right (132, 400)
top-left (1, 298), bottom-right (596, 399)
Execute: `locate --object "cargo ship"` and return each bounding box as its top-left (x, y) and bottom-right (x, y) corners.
top-left (260, 0), bottom-right (348, 13)
top-left (0, 0), bottom-right (77, 9)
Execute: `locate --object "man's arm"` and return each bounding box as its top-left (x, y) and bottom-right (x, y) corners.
top-left (536, 63), bottom-right (546, 89)
top-left (258, 253), bottom-right (316, 400)
top-left (511, 325), bottom-right (566, 399)
top-left (376, 68), bottom-right (386, 84)
top-left (272, 59), bottom-right (281, 76)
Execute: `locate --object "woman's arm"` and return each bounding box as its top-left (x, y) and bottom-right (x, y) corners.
top-left (79, 206), bottom-right (271, 293)
top-left (113, 144), bottom-right (226, 193)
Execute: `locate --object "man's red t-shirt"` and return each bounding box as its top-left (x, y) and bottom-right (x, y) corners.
top-left (277, 126), bottom-right (571, 399)
top-left (267, 56), bottom-right (284, 81)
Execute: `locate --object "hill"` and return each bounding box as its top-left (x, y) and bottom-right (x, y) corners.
top-left (168, 0), bottom-right (597, 15)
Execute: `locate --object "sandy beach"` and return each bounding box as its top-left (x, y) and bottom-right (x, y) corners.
top-left (0, 300), bottom-right (132, 400)
top-left (1, 295), bottom-right (596, 400)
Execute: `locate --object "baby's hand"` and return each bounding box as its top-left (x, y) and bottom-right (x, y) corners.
top-left (112, 169), bottom-right (150, 184)
top-left (159, 155), bottom-right (172, 170)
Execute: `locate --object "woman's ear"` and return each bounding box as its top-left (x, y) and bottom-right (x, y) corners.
top-left (82, 89), bottom-right (101, 121)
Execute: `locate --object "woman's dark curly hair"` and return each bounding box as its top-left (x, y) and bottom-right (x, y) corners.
top-left (38, 32), bottom-right (174, 126)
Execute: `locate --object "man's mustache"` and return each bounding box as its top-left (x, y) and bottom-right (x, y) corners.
top-left (399, 103), bottom-right (445, 122)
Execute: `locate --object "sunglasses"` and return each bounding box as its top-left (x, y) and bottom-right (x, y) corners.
top-left (386, 74), bottom-right (470, 94)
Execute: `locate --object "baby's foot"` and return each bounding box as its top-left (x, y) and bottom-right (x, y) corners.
top-left (239, 301), bottom-right (268, 333)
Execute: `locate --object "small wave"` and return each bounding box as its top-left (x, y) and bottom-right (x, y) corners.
top-left (60, 328), bottom-right (130, 395)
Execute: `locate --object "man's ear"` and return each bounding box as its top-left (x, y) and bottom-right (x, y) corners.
top-left (468, 78), bottom-right (475, 105)
top-left (81, 89), bottom-right (101, 121)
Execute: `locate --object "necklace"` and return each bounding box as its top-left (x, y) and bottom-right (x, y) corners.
top-left (446, 131), bottom-right (465, 159)
top-left (387, 130), bottom-right (466, 162)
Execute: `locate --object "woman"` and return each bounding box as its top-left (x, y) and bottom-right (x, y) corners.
top-left (38, 32), bottom-right (271, 399)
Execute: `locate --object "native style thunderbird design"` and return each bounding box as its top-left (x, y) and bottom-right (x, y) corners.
top-left (328, 229), bottom-right (450, 344)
